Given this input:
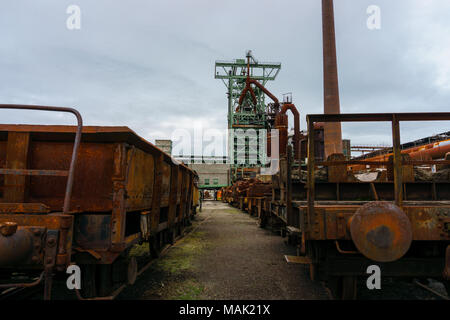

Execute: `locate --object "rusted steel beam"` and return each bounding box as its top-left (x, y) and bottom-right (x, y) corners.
top-left (0, 203), bottom-right (49, 213)
top-left (179, 170), bottom-right (188, 220)
top-left (187, 173), bottom-right (194, 217)
top-left (275, 112), bottom-right (288, 157)
top-left (392, 115), bottom-right (403, 206)
top-left (4, 132), bottom-right (30, 203)
top-left (150, 154), bottom-right (163, 233)
top-left (322, 0), bottom-right (343, 158)
top-left (318, 160), bottom-right (450, 166)
top-left (0, 169), bottom-right (69, 176)
top-left (167, 164), bottom-right (179, 228)
top-left (286, 145), bottom-right (293, 226)
top-left (307, 112), bottom-right (450, 123)
top-left (307, 118), bottom-right (316, 238)
top-left (111, 143), bottom-right (128, 250)
top-left (318, 160), bottom-right (390, 166)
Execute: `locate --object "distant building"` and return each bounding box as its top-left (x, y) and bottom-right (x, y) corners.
top-left (342, 139), bottom-right (351, 160)
top-left (187, 163), bottom-right (230, 189)
top-left (155, 140), bottom-right (172, 155)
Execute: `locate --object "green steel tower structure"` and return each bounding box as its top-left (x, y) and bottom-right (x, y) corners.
top-left (215, 51), bottom-right (281, 172)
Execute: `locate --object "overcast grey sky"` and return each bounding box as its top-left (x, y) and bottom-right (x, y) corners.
top-left (1, 0), bottom-right (449, 155)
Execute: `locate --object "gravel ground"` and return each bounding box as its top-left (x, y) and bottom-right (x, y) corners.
top-left (118, 201), bottom-right (448, 300)
top-left (118, 201), bottom-right (329, 300)
top-left (6, 201), bottom-right (447, 300)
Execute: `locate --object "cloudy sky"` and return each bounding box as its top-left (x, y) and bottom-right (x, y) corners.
top-left (1, 0), bottom-right (449, 156)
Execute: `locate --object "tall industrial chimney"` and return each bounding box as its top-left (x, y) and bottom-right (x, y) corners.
top-left (322, 0), bottom-right (343, 158)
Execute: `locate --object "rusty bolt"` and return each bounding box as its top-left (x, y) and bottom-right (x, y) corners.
top-left (0, 222), bottom-right (18, 237)
top-left (31, 256), bottom-right (39, 263)
top-left (47, 238), bottom-right (56, 247)
top-left (46, 257), bottom-right (53, 264)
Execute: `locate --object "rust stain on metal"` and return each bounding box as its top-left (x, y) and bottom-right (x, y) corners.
top-left (0, 221), bottom-right (18, 236)
top-left (350, 201), bottom-right (413, 262)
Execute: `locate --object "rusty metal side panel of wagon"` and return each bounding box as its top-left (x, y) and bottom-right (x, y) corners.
top-left (0, 125), bottom-right (193, 267)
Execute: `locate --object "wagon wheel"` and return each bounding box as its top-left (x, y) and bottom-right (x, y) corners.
top-left (79, 264), bottom-right (97, 298)
top-left (127, 256), bottom-right (138, 285)
top-left (149, 234), bottom-right (161, 258)
top-left (309, 263), bottom-right (316, 281)
top-left (341, 276), bottom-right (358, 300)
top-left (328, 276), bottom-right (357, 300)
top-left (257, 217), bottom-right (266, 228)
top-left (444, 280), bottom-right (450, 297)
top-left (177, 222), bottom-right (183, 236)
top-left (168, 227), bottom-right (176, 245)
top-left (97, 264), bottom-right (113, 297)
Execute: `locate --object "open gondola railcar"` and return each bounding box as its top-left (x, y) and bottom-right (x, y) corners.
top-left (291, 112), bottom-right (450, 299)
top-left (0, 105), bottom-right (198, 299)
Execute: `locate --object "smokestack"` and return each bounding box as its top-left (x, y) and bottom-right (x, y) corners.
top-left (322, 0), bottom-right (343, 158)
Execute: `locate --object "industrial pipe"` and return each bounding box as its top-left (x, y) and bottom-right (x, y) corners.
top-left (280, 104), bottom-right (300, 160)
top-left (237, 79), bottom-right (258, 110)
top-left (409, 140), bottom-right (450, 160)
top-left (351, 139), bottom-right (450, 172)
top-left (237, 58), bottom-right (258, 112)
top-left (237, 79), bottom-right (279, 112)
top-left (249, 79), bottom-right (279, 107)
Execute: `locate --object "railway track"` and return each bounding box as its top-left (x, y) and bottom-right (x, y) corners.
top-left (322, 278), bottom-right (449, 300)
top-left (413, 279), bottom-right (449, 300)
top-left (0, 284), bottom-right (43, 300)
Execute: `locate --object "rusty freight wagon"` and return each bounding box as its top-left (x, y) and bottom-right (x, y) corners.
top-left (0, 105), bottom-right (198, 299)
top-left (290, 112), bottom-right (450, 299)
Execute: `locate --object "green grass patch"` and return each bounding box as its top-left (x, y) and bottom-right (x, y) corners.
top-left (174, 280), bottom-right (205, 300)
top-left (129, 242), bottom-right (150, 258)
top-left (154, 231), bottom-right (207, 275)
